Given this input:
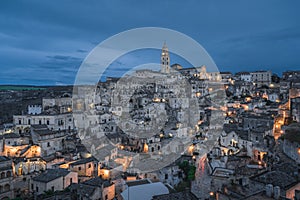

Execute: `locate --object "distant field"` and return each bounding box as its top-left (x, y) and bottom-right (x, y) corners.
top-left (0, 85), bottom-right (47, 91)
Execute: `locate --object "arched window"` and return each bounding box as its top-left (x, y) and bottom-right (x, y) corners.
top-left (4, 184), bottom-right (10, 192)
top-left (1, 172), bottom-right (5, 179)
top-left (6, 171), bottom-right (11, 178)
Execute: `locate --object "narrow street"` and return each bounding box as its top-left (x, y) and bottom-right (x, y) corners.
top-left (191, 155), bottom-right (212, 199)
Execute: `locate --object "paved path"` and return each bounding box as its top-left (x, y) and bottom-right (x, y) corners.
top-left (191, 155), bottom-right (212, 199)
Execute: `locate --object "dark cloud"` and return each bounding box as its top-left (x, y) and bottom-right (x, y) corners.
top-left (46, 55), bottom-right (82, 62)
top-left (77, 49), bottom-right (88, 53)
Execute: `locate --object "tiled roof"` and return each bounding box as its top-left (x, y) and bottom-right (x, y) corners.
top-left (0, 156), bottom-right (10, 162)
top-left (31, 124), bottom-right (48, 129)
top-left (70, 157), bottom-right (97, 166)
top-left (83, 177), bottom-right (111, 187)
top-left (0, 133), bottom-right (20, 139)
top-left (126, 179), bottom-right (151, 187)
top-left (252, 170), bottom-right (297, 188)
top-left (32, 168), bottom-right (71, 183)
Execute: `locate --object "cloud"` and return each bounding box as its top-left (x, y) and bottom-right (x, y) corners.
top-left (0, 0), bottom-right (300, 84)
top-left (77, 49), bottom-right (88, 53)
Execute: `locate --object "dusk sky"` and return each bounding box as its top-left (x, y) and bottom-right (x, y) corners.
top-left (1, 1), bottom-right (300, 85)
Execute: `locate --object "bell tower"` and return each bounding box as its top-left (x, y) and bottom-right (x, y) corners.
top-left (161, 42), bottom-right (170, 73)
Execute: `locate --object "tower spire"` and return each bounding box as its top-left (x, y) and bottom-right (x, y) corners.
top-left (161, 42), bottom-right (170, 73)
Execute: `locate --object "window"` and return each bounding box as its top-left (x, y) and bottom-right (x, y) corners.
top-left (51, 186), bottom-right (54, 192)
top-left (28, 119), bottom-right (31, 125)
top-left (47, 120), bottom-right (50, 125)
top-left (70, 178), bottom-right (73, 184)
top-left (165, 174), bottom-right (168, 180)
top-left (19, 120), bottom-right (21, 125)
top-left (47, 142), bottom-right (50, 147)
top-left (36, 186), bottom-right (39, 192)
top-left (39, 120), bottom-right (42, 125)
top-left (88, 164), bottom-right (91, 168)
top-left (78, 167), bottom-right (81, 171)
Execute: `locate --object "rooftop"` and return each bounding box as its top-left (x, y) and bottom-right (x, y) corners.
top-left (70, 157), bottom-right (97, 166)
top-left (31, 124), bottom-right (49, 129)
top-left (69, 183), bottom-right (96, 197)
top-left (82, 177), bottom-right (112, 188)
top-left (32, 168), bottom-right (71, 183)
top-left (153, 190), bottom-right (198, 200)
top-left (126, 179), bottom-right (151, 187)
top-left (121, 181), bottom-right (169, 200)
top-left (0, 132), bottom-right (20, 139)
top-left (0, 156), bottom-right (10, 162)
top-left (282, 123), bottom-right (300, 144)
top-left (252, 170), bottom-right (297, 189)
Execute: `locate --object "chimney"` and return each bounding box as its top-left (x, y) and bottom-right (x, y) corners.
top-left (273, 186), bottom-right (280, 200)
top-left (265, 184), bottom-right (273, 197)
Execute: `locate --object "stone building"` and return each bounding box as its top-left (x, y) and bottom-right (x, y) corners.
top-left (69, 177), bottom-right (115, 200)
top-left (31, 124), bottom-right (68, 157)
top-left (0, 156), bottom-right (13, 199)
top-left (250, 70), bottom-right (272, 86)
top-left (14, 157), bottom-right (46, 176)
top-left (291, 97), bottom-right (300, 122)
top-left (32, 168), bottom-right (78, 195)
top-left (13, 112), bottom-right (74, 134)
top-left (237, 72), bottom-right (252, 82)
top-left (27, 105), bottom-right (42, 115)
top-left (69, 157), bottom-right (98, 182)
top-left (281, 123), bottom-right (300, 163)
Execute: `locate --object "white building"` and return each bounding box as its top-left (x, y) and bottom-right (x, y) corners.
top-left (239, 72), bottom-right (252, 82)
top-left (28, 105), bottom-right (42, 115)
top-left (268, 92), bottom-right (279, 102)
top-left (250, 70), bottom-right (272, 86)
top-left (13, 113), bottom-right (74, 134)
top-left (42, 96), bottom-right (72, 112)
